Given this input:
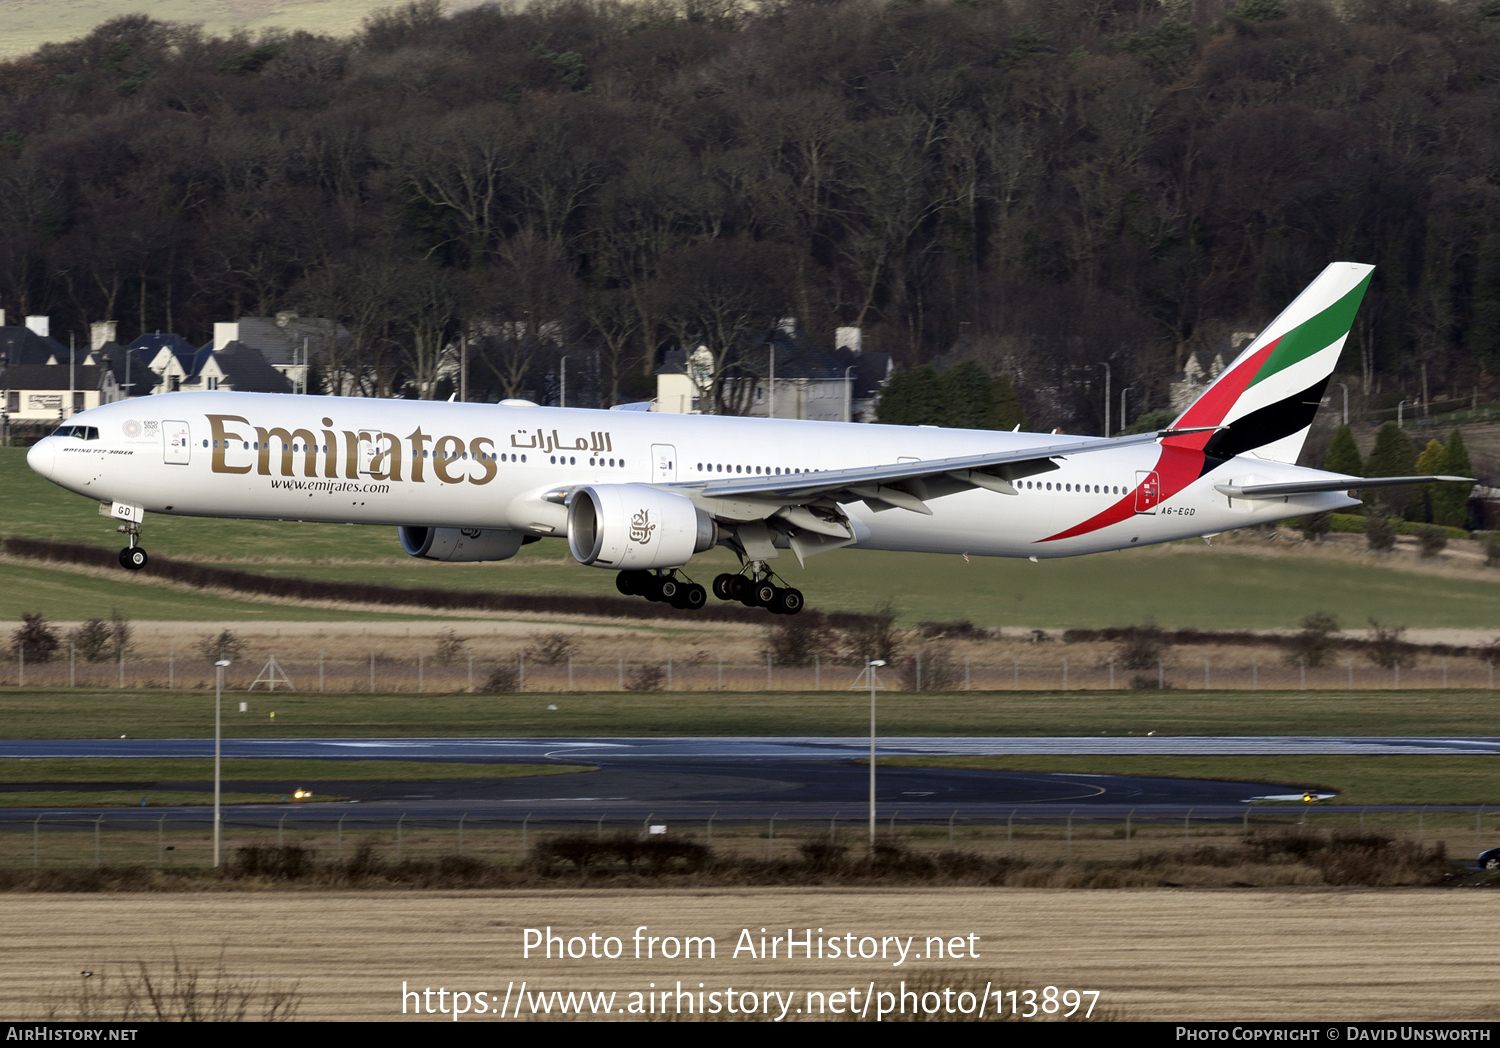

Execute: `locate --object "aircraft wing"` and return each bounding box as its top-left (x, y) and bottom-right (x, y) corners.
top-left (1214, 475), bottom-right (1472, 500)
top-left (692, 428), bottom-right (1197, 515)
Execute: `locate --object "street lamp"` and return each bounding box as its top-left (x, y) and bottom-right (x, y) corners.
top-left (854, 659), bottom-right (885, 849)
top-left (844, 366), bottom-right (856, 424)
top-left (1335, 382), bottom-right (1348, 426)
top-left (1119, 386), bottom-right (1133, 432)
top-left (214, 659), bottom-right (230, 867)
top-left (559, 355), bottom-right (569, 408)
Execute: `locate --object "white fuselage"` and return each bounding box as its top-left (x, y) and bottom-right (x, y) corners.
top-left (26, 392), bottom-right (1354, 562)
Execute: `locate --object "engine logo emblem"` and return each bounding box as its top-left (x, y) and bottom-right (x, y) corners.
top-left (629, 508), bottom-right (655, 544)
top-left (460, 528), bottom-right (482, 538)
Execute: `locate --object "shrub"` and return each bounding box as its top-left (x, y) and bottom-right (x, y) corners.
top-left (526, 631), bottom-right (576, 665)
top-left (1365, 619), bottom-right (1408, 669)
top-left (107, 609), bottom-right (131, 662)
top-left (916, 620), bottom-right (987, 640)
top-left (1365, 515), bottom-right (1396, 552)
top-left (625, 664), bottom-right (666, 692)
top-left (233, 845), bottom-right (314, 880)
top-left (1114, 622), bottom-right (1165, 669)
top-left (197, 630), bottom-right (246, 664)
top-left (1416, 524), bottom-right (1447, 559)
top-left (900, 643), bottom-right (960, 691)
top-left (1282, 611), bottom-right (1340, 668)
top-left (1299, 512), bottom-right (1332, 542)
top-left (69, 618), bottom-right (113, 662)
top-left (12, 613), bottom-right (59, 662)
top-left (481, 666), bottom-right (519, 693)
top-left (841, 600), bottom-right (901, 664)
top-left (763, 613), bottom-right (837, 666)
top-left (434, 629), bottom-right (465, 664)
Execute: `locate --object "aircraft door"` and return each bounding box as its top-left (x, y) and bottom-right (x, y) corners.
top-left (651, 444), bottom-right (677, 482)
top-left (163, 420), bottom-right (190, 465)
top-left (1134, 470), bottom-right (1160, 514)
top-left (359, 426), bottom-right (381, 475)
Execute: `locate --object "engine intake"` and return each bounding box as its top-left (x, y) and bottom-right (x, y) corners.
top-left (567, 484), bottom-right (715, 570)
top-left (398, 526), bottom-right (528, 562)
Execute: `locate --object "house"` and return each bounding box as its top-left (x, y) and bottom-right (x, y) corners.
top-left (213, 313), bottom-right (350, 394)
top-left (2, 364), bottom-right (117, 421)
top-left (654, 327), bottom-right (892, 422)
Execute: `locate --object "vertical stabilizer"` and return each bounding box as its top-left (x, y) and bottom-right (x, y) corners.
top-left (1164, 262), bottom-right (1374, 464)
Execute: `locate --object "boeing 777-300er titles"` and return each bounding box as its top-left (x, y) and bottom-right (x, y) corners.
top-left (25, 262), bottom-right (1469, 615)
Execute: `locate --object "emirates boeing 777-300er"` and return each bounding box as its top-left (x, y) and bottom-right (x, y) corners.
top-left (25, 262), bottom-right (1467, 615)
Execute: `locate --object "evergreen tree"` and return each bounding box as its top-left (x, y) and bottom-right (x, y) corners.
top-left (1323, 424), bottom-right (1365, 514)
top-left (876, 365), bottom-right (945, 425)
top-left (1433, 428), bottom-right (1474, 528)
top-left (984, 371), bottom-right (1027, 432)
top-left (1409, 438), bottom-right (1446, 522)
top-left (1362, 422), bottom-right (1418, 518)
top-left (942, 361), bottom-right (994, 429)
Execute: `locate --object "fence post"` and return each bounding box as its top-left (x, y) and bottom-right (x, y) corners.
top-left (1299, 658), bottom-right (1305, 689)
top-left (33, 814), bottom-right (40, 868)
top-left (18, 642), bottom-right (23, 687)
top-left (1418, 806), bottom-right (1425, 845)
top-left (1158, 658), bottom-right (1163, 689)
top-left (1109, 659), bottom-right (1114, 690)
top-left (168, 647), bottom-right (173, 690)
top-left (1442, 659), bottom-right (1448, 688)
top-left (766, 654), bottom-right (772, 690)
top-left (158, 814), bottom-right (166, 866)
top-left (278, 812), bottom-right (287, 849)
top-left (667, 658), bottom-right (672, 692)
top-left (949, 809), bottom-right (957, 845)
top-left (337, 813), bottom-right (345, 859)
top-left (1013, 657), bottom-right (1018, 690)
top-left (767, 813), bottom-right (776, 859)
top-left (370, 651), bottom-right (375, 693)
top-left (598, 813), bottom-right (606, 840)
top-left (468, 654), bottom-right (474, 692)
top-left (1204, 658), bottom-right (1210, 689)
top-left (1348, 660), bottom-right (1354, 688)
top-left (522, 812), bottom-right (530, 852)
top-left (1126, 807), bottom-right (1134, 857)
top-left (1060, 657), bottom-right (1065, 691)
top-left (1066, 809), bottom-right (1073, 857)
top-left (397, 813), bottom-right (405, 859)
top-left (964, 658), bottom-right (970, 691)
top-left (70, 645), bottom-right (75, 688)
top-left (518, 653), bottom-right (525, 693)
top-left (94, 815), bottom-right (102, 867)
top-left (1243, 804), bottom-right (1250, 838)
top-left (717, 656), bottom-right (722, 692)
top-left (917, 655), bottom-right (923, 692)
top-left (1007, 809), bottom-right (1015, 855)
top-left (619, 656), bottom-right (624, 691)
top-left (1252, 661), bottom-right (1257, 690)
top-left (119, 649), bottom-right (124, 689)
top-left (419, 654), bottom-right (424, 693)
top-left (816, 655), bottom-right (821, 691)
top-left (568, 655), bottom-right (573, 692)
top-left (1184, 807), bottom-right (1193, 842)
top-left (459, 814), bottom-right (466, 856)
top-left (706, 813), bottom-right (714, 846)
top-left (320, 651), bottom-right (325, 693)
top-left (829, 812), bottom-right (838, 844)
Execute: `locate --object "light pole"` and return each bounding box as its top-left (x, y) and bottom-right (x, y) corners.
top-left (844, 366), bottom-right (856, 423)
top-left (1335, 382), bottom-right (1348, 425)
top-left (1100, 362), bottom-right (1111, 437)
top-left (1120, 386), bottom-right (1133, 432)
top-left (1397, 399), bottom-right (1407, 428)
top-left (559, 355), bottom-right (569, 408)
top-left (866, 659), bottom-right (885, 849)
top-left (214, 659), bottom-right (230, 867)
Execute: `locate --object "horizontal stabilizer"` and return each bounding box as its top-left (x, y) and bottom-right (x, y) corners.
top-left (1214, 475), bottom-right (1472, 500)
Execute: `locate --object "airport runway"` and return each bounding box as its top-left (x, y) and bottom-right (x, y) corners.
top-left (5, 735), bottom-right (1500, 760)
top-left (1, 735), bottom-right (1492, 824)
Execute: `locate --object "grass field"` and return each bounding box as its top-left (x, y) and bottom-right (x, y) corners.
top-left (11, 446), bottom-right (1500, 629)
top-left (3, 685), bottom-right (1499, 739)
top-left (884, 755), bottom-right (1500, 806)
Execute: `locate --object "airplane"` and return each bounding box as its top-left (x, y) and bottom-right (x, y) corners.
top-left (24, 261), bottom-right (1469, 616)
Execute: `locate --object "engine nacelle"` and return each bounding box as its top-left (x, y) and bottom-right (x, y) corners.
top-left (398, 526), bottom-right (528, 562)
top-left (567, 484), bottom-right (715, 570)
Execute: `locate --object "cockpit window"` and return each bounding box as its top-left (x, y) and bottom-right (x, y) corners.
top-left (51, 426), bottom-right (99, 440)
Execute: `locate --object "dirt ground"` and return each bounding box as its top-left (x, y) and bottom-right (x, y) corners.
top-left (8, 888), bottom-right (1500, 1022)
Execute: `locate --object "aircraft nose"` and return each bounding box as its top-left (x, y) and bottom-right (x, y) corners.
top-left (26, 438), bottom-right (54, 479)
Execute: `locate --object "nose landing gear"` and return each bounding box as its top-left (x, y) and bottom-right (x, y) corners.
top-left (116, 523), bottom-right (147, 571)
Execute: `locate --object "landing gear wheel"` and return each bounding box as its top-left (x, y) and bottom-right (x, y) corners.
top-left (712, 573), bottom-right (736, 601)
top-left (680, 583), bottom-right (707, 610)
top-left (659, 577), bottom-right (683, 604)
top-left (641, 574), bottom-right (667, 602)
top-left (728, 575), bottom-right (752, 602)
top-left (119, 547), bottom-right (147, 571)
top-left (772, 587), bottom-right (804, 615)
top-left (750, 580), bottom-right (777, 607)
top-left (616, 570), bottom-right (650, 596)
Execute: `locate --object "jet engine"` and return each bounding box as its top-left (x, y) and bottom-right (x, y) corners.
top-left (567, 484), bottom-right (716, 570)
top-left (398, 526), bottom-right (529, 562)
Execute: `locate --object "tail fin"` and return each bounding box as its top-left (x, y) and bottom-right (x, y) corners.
top-left (1165, 262), bottom-right (1374, 464)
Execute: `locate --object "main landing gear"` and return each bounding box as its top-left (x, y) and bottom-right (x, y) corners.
top-left (615, 569), bottom-right (708, 610)
top-left (712, 567), bottom-right (804, 616)
top-left (117, 522), bottom-right (147, 571)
